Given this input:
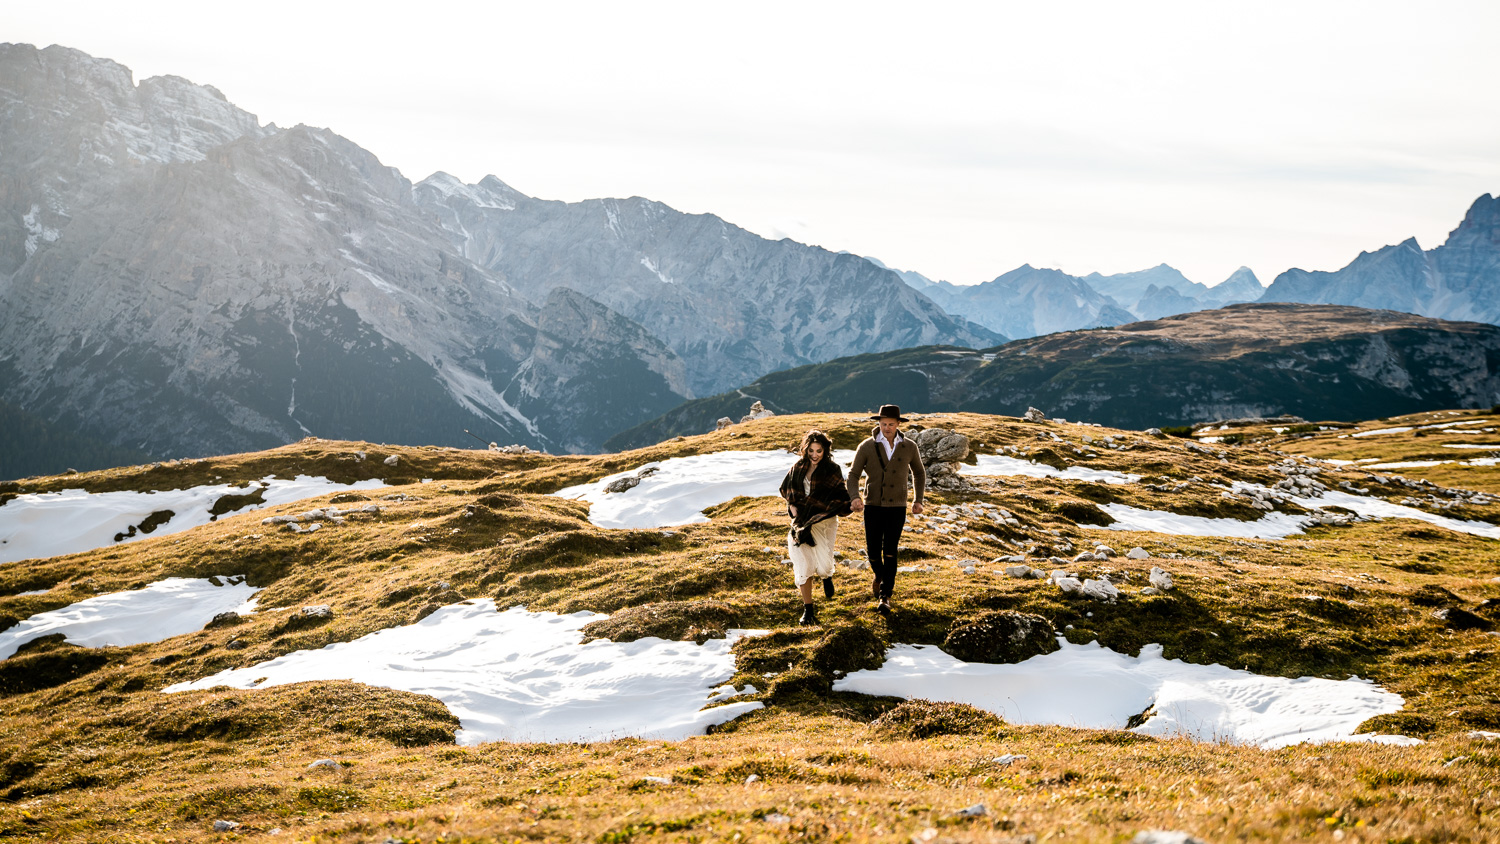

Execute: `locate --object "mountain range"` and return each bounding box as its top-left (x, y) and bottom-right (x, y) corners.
top-left (0, 43), bottom-right (994, 472)
top-left (883, 193), bottom-right (1500, 338)
top-left (2, 42), bottom-right (1497, 478)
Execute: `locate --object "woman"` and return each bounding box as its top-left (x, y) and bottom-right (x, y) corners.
top-left (779, 430), bottom-right (852, 626)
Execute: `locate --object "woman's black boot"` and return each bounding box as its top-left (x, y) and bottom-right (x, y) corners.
top-left (822, 577), bottom-right (835, 599)
top-left (799, 604), bottom-right (818, 626)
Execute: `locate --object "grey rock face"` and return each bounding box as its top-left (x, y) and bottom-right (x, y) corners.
top-left (922, 264), bottom-right (1135, 339)
top-left (416, 177), bottom-right (1003, 396)
top-left (0, 44), bottom-right (695, 458)
top-left (1262, 195), bottom-right (1500, 324)
top-left (898, 258), bottom-right (1264, 338)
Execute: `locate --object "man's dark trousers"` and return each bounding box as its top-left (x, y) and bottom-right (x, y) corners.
top-left (864, 504), bottom-right (907, 600)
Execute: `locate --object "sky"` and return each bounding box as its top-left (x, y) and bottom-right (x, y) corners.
top-left (8, 1), bottom-right (1500, 287)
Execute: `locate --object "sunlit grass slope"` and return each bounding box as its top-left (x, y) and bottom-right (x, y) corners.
top-left (0, 410), bottom-right (1497, 842)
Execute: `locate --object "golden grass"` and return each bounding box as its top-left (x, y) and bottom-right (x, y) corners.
top-left (1, 411), bottom-right (1498, 841)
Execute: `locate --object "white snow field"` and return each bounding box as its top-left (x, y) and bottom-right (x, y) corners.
top-left (554, 450), bottom-right (855, 529)
top-left (834, 640), bottom-right (1414, 749)
top-left (0, 576), bottom-right (260, 659)
top-left (1097, 504), bottom-right (1312, 540)
top-left (165, 602), bottom-right (766, 745)
top-left (1097, 483), bottom-right (1500, 540)
top-left (961, 455), bottom-right (1141, 485)
top-left (0, 476), bottom-right (388, 564)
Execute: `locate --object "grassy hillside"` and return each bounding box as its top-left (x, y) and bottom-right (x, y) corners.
top-left (608, 303), bottom-right (1500, 450)
top-left (0, 410), bottom-right (1497, 842)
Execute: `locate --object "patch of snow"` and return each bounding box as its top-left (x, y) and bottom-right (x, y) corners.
top-left (554, 450), bottom-right (855, 529)
top-left (1097, 504), bottom-right (1310, 539)
top-left (833, 640), bottom-right (1410, 749)
top-left (165, 602), bottom-right (766, 744)
top-left (1364, 460), bottom-right (1452, 470)
top-left (961, 455), bottom-right (1140, 485)
top-left (1443, 443), bottom-right (1500, 449)
top-left (640, 256), bottom-right (674, 284)
top-left (0, 476), bottom-right (387, 564)
top-left (1287, 488), bottom-right (1500, 540)
top-left (22, 204), bottom-right (61, 258)
top-left (1352, 427), bottom-right (1414, 437)
top-left (0, 577), bottom-right (260, 659)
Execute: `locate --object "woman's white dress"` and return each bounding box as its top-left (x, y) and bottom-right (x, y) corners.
top-left (788, 475), bottom-right (837, 585)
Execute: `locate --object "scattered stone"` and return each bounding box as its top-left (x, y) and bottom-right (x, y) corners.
top-left (1132, 831), bottom-right (1208, 844)
top-left (1054, 576), bottom-right (1083, 595)
top-left (641, 775), bottom-right (672, 785)
top-left (489, 443), bottom-right (538, 454)
top-left (224, 638), bottom-right (247, 650)
top-left (1004, 564), bottom-right (1042, 579)
top-left (308, 758), bottom-right (339, 769)
top-left (1149, 567), bottom-right (1174, 591)
top-left (605, 476), bottom-right (642, 494)
top-left (354, 451), bottom-right (366, 461)
top-left (205, 611), bottom-right (242, 629)
top-left (715, 417), bottom-right (734, 431)
top-left (383, 454), bottom-right (399, 466)
top-left (1080, 578), bottom-right (1120, 602)
top-left (952, 803), bottom-right (988, 818)
top-left (1468, 730), bottom-right (1500, 740)
top-left (299, 605), bottom-right (333, 619)
top-left (763, 813), bottom-right (791, 824)
top-left (1022, 407), bottom-right (1046, 422)
top-left (1094, 544), bottom-right (1116, 558)
top-left (992, 754), bottom-right (1027, 766)
top-left (1445, 756), bottom-right (1470, 767)
top-left (1145, 427), bottom-right (1163, 436)
top-left (213, 820), bottom-right (241, 832)
top-left (744, 774), bottom-right (760, 784)
top-left (1140, 587), bottom-right (1162, 596)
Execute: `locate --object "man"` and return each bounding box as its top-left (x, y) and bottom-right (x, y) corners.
top-left (847, 404), bottom-right (925, 614)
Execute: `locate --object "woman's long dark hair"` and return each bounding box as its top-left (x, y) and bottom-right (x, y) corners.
top-left (795, 430), bottom-right (836, 475)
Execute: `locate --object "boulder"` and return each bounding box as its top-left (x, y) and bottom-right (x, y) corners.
top-left (1022, 407), bottom-right (1047, 422)
top-left (1149, 567), bottom-right (1174, 591)
top-left (715, 417), bottom-right (734, 431)
top-left (740, 401), bottom-right (774, 423)
top-left (943, 610), bottom-right (1059, 663)
top-left (604, 475), bottom-right (641, 494)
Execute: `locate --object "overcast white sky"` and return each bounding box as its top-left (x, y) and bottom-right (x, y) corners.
top-left (9, 1), bottom-right (1500, 286)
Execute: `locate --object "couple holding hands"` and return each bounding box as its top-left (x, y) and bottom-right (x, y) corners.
top-left (777, 405), bottom-right (926, 625)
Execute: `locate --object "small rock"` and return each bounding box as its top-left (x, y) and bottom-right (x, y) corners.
top-left (299, 605), bottom-right (333, 618)
top-left (1094, 544), bottom-right (1116, 558)
top-left (308, 758), bottom-right (339, 769)
top-left (1131, 833), bottom-right (1208, 844)
top-left (213, 820), bottom-right (241, 832)
top-left (383, 454), bottom-right (399, 466)
top-left (1468, 730), bottom-right (1500, 740)
top-left (1022, 407), bottom-right (1046, 423)
top-left (992, 753), bottom-right (1027, 766)
top-left (763, 812), bottom-right (791, 824)
top-left (952, 803), bottom-right (988, 818)
top-left (224, 638), bottom-right (247, 650)
top-left (1444, 756), bottom-right (1470, 767)
top-left (1149, 567), bottom-right (1174, 591)
top-left (1127, 547), bottom-right (1150, 560)
top-left (744, 774), bottom-right (760, 784)
top-left (605, 475), bottom-right (641, 494)
top-left (715, 417), bottom-right (734, 431)
top-left (1080, 578), bottom-right (1120, 602)
top-left (1140, 587), bottom-right (1162, 596)
top-left (641, 775), bottom-right (672, 785)
top-left (1145, 427), bottom-right (1163, 436)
